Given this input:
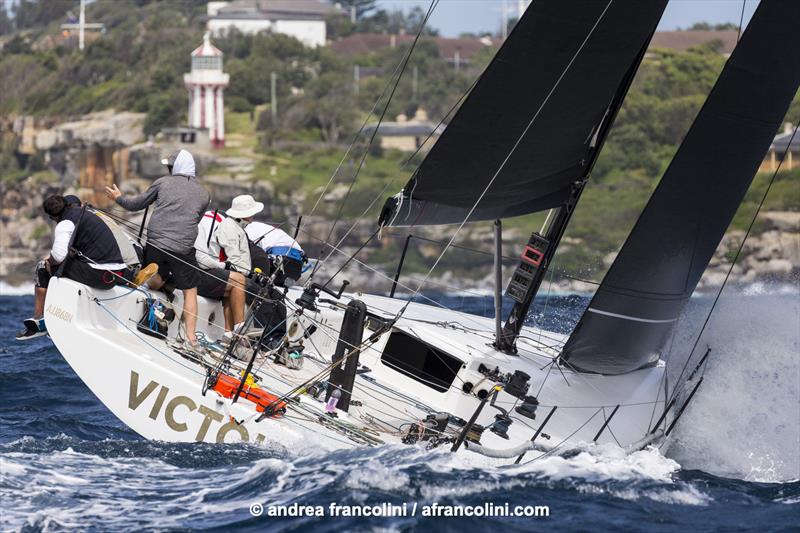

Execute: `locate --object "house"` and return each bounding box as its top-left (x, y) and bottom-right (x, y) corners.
top-left (760, 123), bottom-right (799, 172)
top-left (648, 30), bottom-right (738, 56)
top-left (331, 30), bottom-right (739, 65)
top-left (206, 0), bottom-right (343, 48)
top-left (331, 33), bottom-right (500, 68)
top-left (365, 108), bottom-right (445, 153)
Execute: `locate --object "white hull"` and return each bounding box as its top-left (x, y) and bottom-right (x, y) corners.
top-left (45, 277), bottom-right (668, 462)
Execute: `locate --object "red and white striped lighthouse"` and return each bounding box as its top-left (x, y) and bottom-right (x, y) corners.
top-left (183, 32), bottom-right (229, 148)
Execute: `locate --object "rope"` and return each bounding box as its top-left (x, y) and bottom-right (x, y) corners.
top-left (669, 119), bottom-right (799, 404)
top-left (736, 0), bottom-right (746, 43)
top-left (310, 0), bottom-right (439, 280)
top-left (394, 0), bottom-right (614, 320)
top-left (305, 1), bottom-right (438, 220)
top-left (380, 231), bottom-right (600, 287)
top-left (90, 207), bottom-right (282, 307)
top-left (518, 407), bottom-right (603, 466)
top-left (400, 75), bottom-right (480, 169)
top-left (319, 226), bottom-right (380, 290)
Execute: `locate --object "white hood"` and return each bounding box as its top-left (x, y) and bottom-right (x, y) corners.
top-left (172, 149), bottom-right (196, 177)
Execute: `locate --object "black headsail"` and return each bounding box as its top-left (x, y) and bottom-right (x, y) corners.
top-left (378, 0), bottom-right (667, 227)
top-left (560, 0), bottom-right (800, 375)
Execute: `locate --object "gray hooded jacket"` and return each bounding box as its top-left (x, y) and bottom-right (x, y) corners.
top-left (116, 150), bottom-right (210, 255)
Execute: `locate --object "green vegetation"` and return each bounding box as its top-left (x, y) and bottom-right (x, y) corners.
top-left (686, 22), bottom-right (740, 31)
top-left (30, 223), bottom-right (49, 241)
top-left (0, 2), bottom-right (797, 281)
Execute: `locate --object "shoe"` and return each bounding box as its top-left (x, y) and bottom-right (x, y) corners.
top-left (16, 318), bottom-right (47, 341)
top-left (133, 263), bottom-right (159, 287)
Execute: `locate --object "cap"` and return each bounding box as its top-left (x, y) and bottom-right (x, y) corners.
top-left (64, 195), bottom-right (81, 206)
top-left (160, 150), bottom-right (180, 167)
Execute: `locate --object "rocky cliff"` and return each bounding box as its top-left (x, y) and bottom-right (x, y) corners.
top-left (1, 112), bottom-right (797, 294)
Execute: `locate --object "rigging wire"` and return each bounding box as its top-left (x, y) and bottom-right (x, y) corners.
top-left (399, 74), bottom-right (481, 169)
top-left (668, 120), bottom-right (799, 405)
top-left (310, 0), bottom-right (440, 280)
top-left (518, 407), bottom-right (603, 466)
top-left (393, 0), bottom-right (614, 320)
top-left (90, 207), bottom-right (282, 307)
top-left (306, 1), bottom-right (438, 220)
top-left (379, 231), bottom-right (601, 286)
top-left (737, 0), bottom-right (746, 43)
top-left (70, 218), bottom-right (639, 447)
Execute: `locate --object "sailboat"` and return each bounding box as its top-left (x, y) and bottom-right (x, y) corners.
top-left (43, 0), bottom-right (799, 461)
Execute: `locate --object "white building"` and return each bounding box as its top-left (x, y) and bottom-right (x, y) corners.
top-left (206, 0), bottom-right (342, 48)
top-left (183, 33), bottom-right (230, 148)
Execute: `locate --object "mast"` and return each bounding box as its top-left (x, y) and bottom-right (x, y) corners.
top-left (496, 37), bottom-right (653, 354)
top-left (560, 0), bottom-right (800, 374)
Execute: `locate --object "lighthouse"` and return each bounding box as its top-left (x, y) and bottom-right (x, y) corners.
top-left (184, 33), bottom-right (229, 148)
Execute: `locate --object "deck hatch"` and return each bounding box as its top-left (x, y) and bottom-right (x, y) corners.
top-left (380, 331), bottom-right (463, 393)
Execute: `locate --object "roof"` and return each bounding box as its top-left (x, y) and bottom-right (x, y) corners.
top-left (331, 33), bottom-right (500, 61)
top-left (364, 120), bottom-right (445, 137)
top-left (191, 33), bottom-right (223, 57)
top-left (331, 30), bottom-right (740, 60)
top-left (772, 128), bottom-right (800, 152)
top-left (649, 30), bottom-right (738, 55)
top-left (213, 0), bottom-right (342, 22)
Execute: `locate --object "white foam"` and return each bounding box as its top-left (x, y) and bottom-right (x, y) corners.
top-left (645, 485), bottom-right (712, 506)
top-left (345, 459), bottom-right (411, 492)
top-left (666, 289), bottom-right (800, 482)
top-left (0, 281), bottom-right (33, 296)
top-left (511, 444), bottom-right (680, 483)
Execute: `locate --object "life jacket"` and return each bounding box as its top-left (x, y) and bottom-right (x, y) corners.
top-left (61, 207), bottom-right (124, 265)
top-left (212, 373), bottom-right (286, 415)
top-left (92, 209), bottom-right (141, 267)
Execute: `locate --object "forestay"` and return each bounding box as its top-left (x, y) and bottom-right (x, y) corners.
top-left (561, 0), bottom-right (800, 375)
top-left (379, 0), bottom-right (667, 227)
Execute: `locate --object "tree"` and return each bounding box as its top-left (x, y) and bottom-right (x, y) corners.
top-left (687, 22), bottom-right (739, 32)
top-left (336, 0), bottom-right (377, 21)
top-left (305, 72), bottom-right (357, 145)
top-left (13, 0), bottom-right (74, 29)
top-left (0, 7), bottom-right (12, 35)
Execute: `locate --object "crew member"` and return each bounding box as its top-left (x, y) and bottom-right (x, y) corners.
top-left (245, 219), bottom-right (307, 345)
top-left (194, 206), bottom-right (251, 333)
top-left (245, 220), bottom-right (306, 285)
top-left (105, 149), bottom-right (210, 347)
top-left (197, 195), bottom-right (263, 337)
top-left (16, 195), bottom-right (129, 340)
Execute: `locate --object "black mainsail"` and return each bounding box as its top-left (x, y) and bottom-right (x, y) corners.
top-left (378, 0), bottom-right (667, 227)
top-left (560, 0), bottom-right (800, 375)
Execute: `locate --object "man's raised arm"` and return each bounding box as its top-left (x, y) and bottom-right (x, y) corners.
top-left (105, 180), bottom-right (160, 212)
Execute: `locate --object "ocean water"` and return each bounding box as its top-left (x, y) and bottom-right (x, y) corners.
top-left (0, 290), bottom-right (798, 532)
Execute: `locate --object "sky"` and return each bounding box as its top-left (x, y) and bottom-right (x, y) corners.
top-left (377, 0), bottom-right (759, 37)
top-left (2, 0), bottom-right (760, 36)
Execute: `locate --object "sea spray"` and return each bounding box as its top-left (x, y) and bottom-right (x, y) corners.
top-left (665, 288), bottom-right (800, 482)
top-left (1, 293), bottom-right (798, 531)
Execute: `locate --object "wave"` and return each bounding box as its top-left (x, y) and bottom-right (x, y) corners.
top-left (1, 284), bottom-right (798, 530)
top-left (0, 282), bottom-right (33, 296)
top-left (0, 438), bottom-right (713, 531)
top-left (665, 290), bottom-right (800, 483)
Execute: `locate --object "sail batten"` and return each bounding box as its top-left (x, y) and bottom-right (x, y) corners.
top-left (561, 0), bottom-right (800, 375)
top-left (379, 0), bottom-right (668, 227)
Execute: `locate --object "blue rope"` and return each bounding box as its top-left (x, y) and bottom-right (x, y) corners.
top-left (92, 284), bottom-right (149, 302)
top-left (93, 298), bottom-right (205, 377)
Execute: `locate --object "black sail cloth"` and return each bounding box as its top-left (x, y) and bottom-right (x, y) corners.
top-left (561, 0), bottom-right (800, 375)
top-left (379, 0), bottom-right (668, 227)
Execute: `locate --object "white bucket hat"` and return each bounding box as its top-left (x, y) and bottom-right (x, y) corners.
top-left (227, 194), bottom-right (264, 219)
